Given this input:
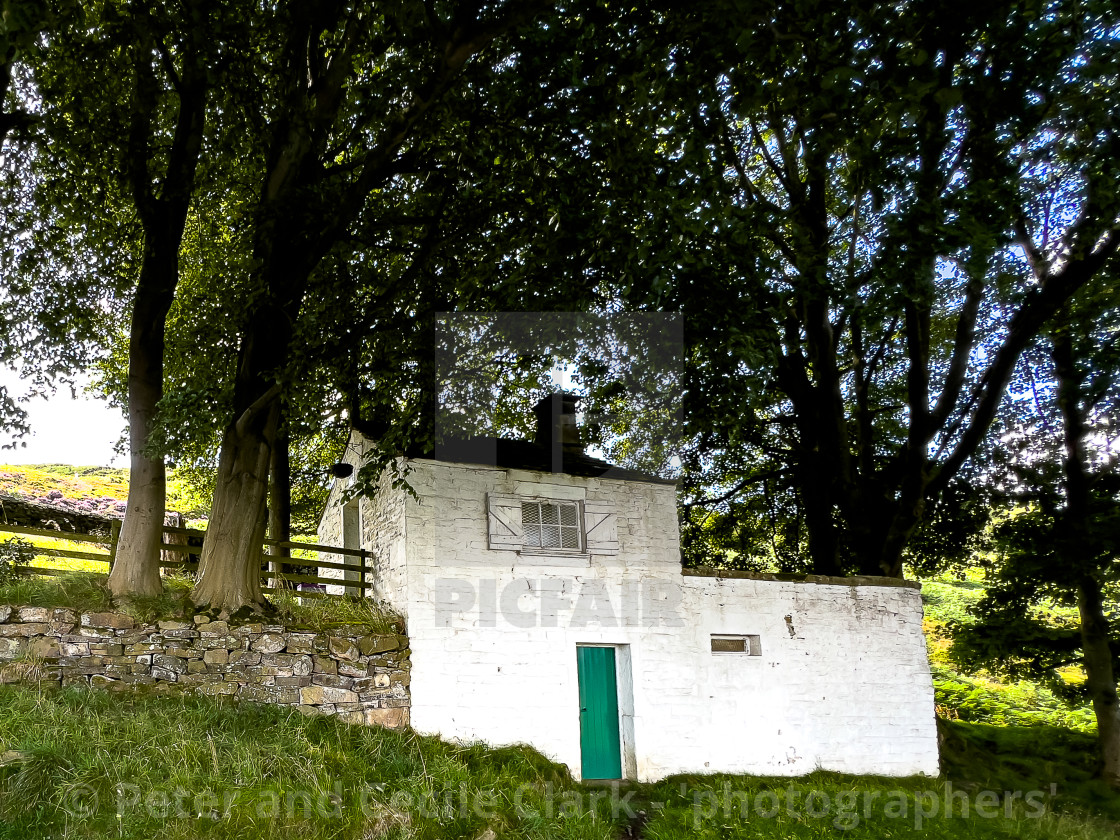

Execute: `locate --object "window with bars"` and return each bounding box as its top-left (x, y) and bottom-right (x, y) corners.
top-left (521, 501), bottom-right (581, 550)
top-left (487, 493), bottom-right (615, 554)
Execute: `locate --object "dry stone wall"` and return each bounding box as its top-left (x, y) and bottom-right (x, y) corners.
top-left (0, 492), bottom-right (118, 533)
top-left (0, 605), bottom-right (410, 728)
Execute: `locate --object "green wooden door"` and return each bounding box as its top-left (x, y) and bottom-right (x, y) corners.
top-left (577, 646), bottom-right (622, 780)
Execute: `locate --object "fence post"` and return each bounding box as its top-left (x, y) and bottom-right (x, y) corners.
top-left (108, 518), bottom-right (122, 571)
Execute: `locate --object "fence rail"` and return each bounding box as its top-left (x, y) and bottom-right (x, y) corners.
top-left (0, 520), bottom-right (371, 598)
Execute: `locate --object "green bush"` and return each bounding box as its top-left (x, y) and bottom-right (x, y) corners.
top-left (0, 537), bottom-right (35, 584)
top-left (932, 664), bottom-right (1096, 731)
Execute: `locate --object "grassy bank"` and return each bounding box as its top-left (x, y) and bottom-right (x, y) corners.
top-left (0, 463), bottom-right (208, 522)
top-left (0, 686), bottom-right (1117, 840)
top-left (0, 572), bottom-right (401, 635)
top-left (0, 465), bottom-right (128, 504)
top-left (920, 575), bottom-right (1095, 732)
top-left (0, 468), bottom-right (1115, 837)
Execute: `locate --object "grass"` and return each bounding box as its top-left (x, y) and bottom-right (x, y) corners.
top-left (0, 572), bottom-right (401, 634)
top-left (0, 463), bottom-right (206, 519)
top-left (939, 720), bottom-right (1120, 823)
top-left (920, 573), bottom-right (1096, 733)
top-left (0, 686), bottom-right (599, 840)
top-left (269, 587), bottom-right (403, 635)
top-left (0, 533), bottom-right (112, 576)
top-left (0, 573), bottom-right (117, 614)
top-left (0, 686), bottom-right (1116, 840)
top-left (637, 770), bottom-right (1113, 838)
top-left (0, 572), bottom-right (211, 626)
top-left (0, 464), bottom-right (128, 503)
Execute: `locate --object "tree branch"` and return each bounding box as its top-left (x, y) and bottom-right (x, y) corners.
top-left (685, 469), bottom-right (788, 508)
top-left (235, 383), bottom-right (283, 438)
top-left (125, 16), bottom-right (159, 224)
top-left (0, 110), bottom-right (38, 143)
top-left (152, 33), bottom-right (183, 92)
top-left (930, 273), bottom-right (984, 428)
top-left (930, 225), bottom-right (1120, 495)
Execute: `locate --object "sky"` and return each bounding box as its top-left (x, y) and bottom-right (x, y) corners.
top-left (0, 361), bottom-right (572, 470)
top-left (0, 369), bottom-right (126, 466)
top-left (0, 361), bottom-right (639, 470)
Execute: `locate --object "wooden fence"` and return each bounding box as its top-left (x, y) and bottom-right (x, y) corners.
top-left (0, 521), bottom-right (371, 599)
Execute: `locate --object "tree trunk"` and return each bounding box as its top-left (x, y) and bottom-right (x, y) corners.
top-left (799, 455), bottom-right (842, 577)
top-left (109, 451), bottom-right (165, 598)
top-left (1054, 326), bottom-right (1120, 788)
top-left (108, 234), bottom-right (179, 600)
top-left (188, 227), bottom-right (310, 611)
top-left (876, 495), bottom-right (926, 579)
top-left (268, 426), bottom-right (292, 577)
top-left (191, 249), bottom-right (302, 612)
top-left (1077, 575), bottom-right (1120, 788)
top-left (191, 398), bottom-right (280, 612)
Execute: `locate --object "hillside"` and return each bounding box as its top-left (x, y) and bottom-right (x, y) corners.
top-left (0, 463), bottom-right (1115, 831)
top-left (0, 463), bottom-right (207, 522)
top-left (0, 466), bottom-right (1103, 742)
top-left (0, 685), bottom-right (1116, 838)
top-left (0, 464), bottom-right (128, 517)
top-left (920, 573), bottom-right (1096, 732)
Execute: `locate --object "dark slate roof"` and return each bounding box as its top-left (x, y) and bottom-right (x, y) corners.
top-left (405, 436), bottom-right (676, 486)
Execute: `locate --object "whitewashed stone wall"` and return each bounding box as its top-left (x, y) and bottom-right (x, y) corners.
top-left (320, 445), bottom-right (939, 782)
top-left (661, 570), bottom-right (935, 779)
top-left (318, 435), bottom-right (407, 605)
top-left (316, 470), bottom-right (347, 594)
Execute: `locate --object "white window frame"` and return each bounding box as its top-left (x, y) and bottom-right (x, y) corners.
top-left (487, 493), bottom-right (618, 557)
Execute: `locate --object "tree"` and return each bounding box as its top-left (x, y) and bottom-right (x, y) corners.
top-left (69, 0), bottom-right (642, 610)
top-left (5, 1), bottom-right (253, 598)
top-left (103, 1), bottom-right (215, 599)
top-left (189, 1), bottom-right (579, 611)
top-left (950, 278), bottom-right (1120, 787)
top-left (0, 0), bottom-right (71, 442)
top-left (588, 0), bottom-right (1120, 576)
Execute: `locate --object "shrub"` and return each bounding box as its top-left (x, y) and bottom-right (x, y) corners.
top-left (0, 537), bottom-right (35, 584)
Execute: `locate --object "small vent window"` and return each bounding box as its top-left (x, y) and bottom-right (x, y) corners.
top-left (522, 501), bottom-right (581, 550)
top-left (711, 634), bottom-right (762, 656)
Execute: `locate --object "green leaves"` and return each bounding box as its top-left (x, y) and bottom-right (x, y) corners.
top-left (0, 536), bottom-right (33, 583)
top-left (4, 0), bottom-right (1120, 591)
top-left (598, 0), bottom-right (1120, 576)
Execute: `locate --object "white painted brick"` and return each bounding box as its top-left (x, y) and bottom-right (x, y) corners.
top-left (320, 439), bottom-right (939, 782)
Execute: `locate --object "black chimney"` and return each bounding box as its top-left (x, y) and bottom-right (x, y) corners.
top-left (532, 392), bottom-right (582, 472)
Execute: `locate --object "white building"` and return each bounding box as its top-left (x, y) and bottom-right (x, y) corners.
top-left (319, 394), bottom-right (939, 782)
